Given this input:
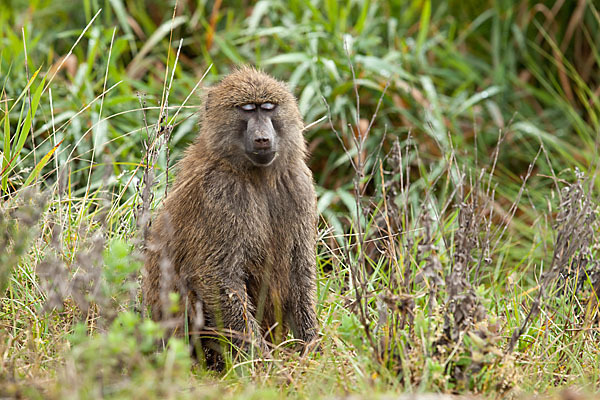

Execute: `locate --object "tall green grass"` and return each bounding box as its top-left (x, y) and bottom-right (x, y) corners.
top-left (0, 0), bottom-right (599, 398)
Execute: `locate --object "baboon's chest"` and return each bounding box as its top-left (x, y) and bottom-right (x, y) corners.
top-left (241, 179), bottom-right (302, 272)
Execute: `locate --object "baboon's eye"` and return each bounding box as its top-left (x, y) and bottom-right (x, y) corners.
top-left (240, 103), bottom-right (256, 111)
top-left (260, 102), bottom-right (276, 111)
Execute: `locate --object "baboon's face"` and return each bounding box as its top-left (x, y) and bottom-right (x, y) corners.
top-left (202, 67), bottom-right (304, 169)
top-left (237, 102), bottom-right (279, 167)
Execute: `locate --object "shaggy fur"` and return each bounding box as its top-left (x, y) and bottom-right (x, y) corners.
top-left (143, 67), bottom-right (318, 356)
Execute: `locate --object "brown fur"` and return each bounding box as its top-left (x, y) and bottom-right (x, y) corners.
top-left (142, 67), bottom-right (318, 356)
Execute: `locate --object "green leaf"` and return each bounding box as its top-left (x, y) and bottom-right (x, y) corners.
top-left (212, 35), bottom-right (244, 65)
top-left (247, 0), bottom-right (271, 30)
top-left (355, 1), bottom-right (370, 34)
top-left (317, 189), bottom-right (336, 214)
top-left (2, 66), bottom-right (41, 115)
top-left (13, 75), bottom-right (46, 164)
top-left (2, 104), bottom-right (10, 193)
top-left (23, 138), bottom-right (62, 187)
top-left (262, 53), bottom-right (310, 65)
top-left (452, 86), bottom-right (501, 116)
top-left (416, 0), bottom-right (431, 60)
top-left (128, 16), bottom-right (187, 74)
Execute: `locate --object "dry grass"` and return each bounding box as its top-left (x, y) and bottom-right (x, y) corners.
top-left (1, 1), bottom-right (600, 398)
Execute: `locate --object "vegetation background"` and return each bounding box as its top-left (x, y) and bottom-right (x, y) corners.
top-left (1, 0), bottom-right (599, 398)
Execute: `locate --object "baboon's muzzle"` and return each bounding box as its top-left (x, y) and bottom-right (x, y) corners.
top-left (245, 114), bottom-right (278, 166)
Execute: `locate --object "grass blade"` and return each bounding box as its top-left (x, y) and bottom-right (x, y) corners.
top-left (23, 138), bottom-right (63, 187)
top-left (1, 101), bottom-right (9, 193)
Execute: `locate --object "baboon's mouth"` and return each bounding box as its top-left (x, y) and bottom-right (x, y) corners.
top-left (246, 150), bottom-right (277, 167)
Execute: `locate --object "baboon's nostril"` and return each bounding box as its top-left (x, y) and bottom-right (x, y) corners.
top-left (254, 137), bottom-right (271, 149)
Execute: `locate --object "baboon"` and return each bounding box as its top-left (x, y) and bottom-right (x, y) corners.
top-left (143, 67), bottom-right (318, 359)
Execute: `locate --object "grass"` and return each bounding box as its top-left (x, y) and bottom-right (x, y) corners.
top-left (1, 0), bottom-right (599, 398)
